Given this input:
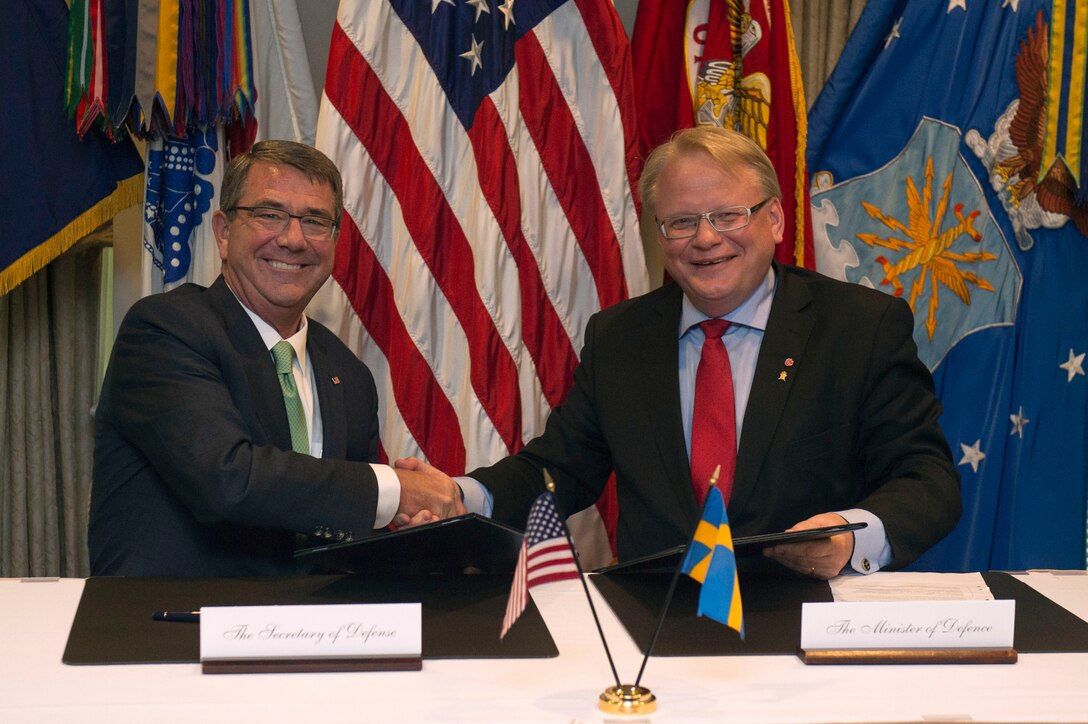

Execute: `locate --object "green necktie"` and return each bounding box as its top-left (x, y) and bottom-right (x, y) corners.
top-left (272, 341), bottom-right (310, 454)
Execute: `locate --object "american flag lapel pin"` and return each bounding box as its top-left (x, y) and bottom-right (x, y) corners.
top-left (331, 376), bottom-right (341, 385)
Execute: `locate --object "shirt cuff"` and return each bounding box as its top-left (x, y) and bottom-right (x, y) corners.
top-left (371, 463), bottom-right (401, 529)
top-left (836, 508), bottom-right (893, 574)
top-left (455, 476), bottom-right (494, 516)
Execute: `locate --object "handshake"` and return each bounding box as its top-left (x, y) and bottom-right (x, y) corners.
top-left (391, 456), bottom-right (468, 527)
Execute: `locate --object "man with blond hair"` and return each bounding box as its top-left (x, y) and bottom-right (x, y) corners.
top-left (405, 126), bottom-right (961, 578)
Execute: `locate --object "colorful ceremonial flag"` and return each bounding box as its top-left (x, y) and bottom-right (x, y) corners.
top-left (312, 0), bottom-right (648, 494)
top-left (808, 0), bottom-right (1088, 570)
top-left (631, 0), bottom-right (813, 268)
top-left (680, 486), bottom-right (744, 637)
top-left (2, 0), bottom-right (142, 296)
top-left (500, 493), bottom-right (580, 639)
top-left (140, 0), bottom-right (318, 295)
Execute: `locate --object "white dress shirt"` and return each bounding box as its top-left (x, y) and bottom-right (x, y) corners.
top-left (234, 295), bottom-right (400, 529)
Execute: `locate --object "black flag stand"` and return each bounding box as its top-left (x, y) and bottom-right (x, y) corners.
top-left (631, 465), bottom-right (722, 692)
top-left (542, 470), bottom-right (622, 688)
top-left (541, 469), bottom-right (654, 714)
top-left (549, 463), bottom-right (721, 714)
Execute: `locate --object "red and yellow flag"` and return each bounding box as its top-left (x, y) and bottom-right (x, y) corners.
top-left (633, 0), bottom-right (813, 268)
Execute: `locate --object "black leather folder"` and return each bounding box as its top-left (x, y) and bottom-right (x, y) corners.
top-left (592, 567), bottom-right (832, 656)
top-left (294, 513), bottom-right (524, 575)
top-left (590, 567), bottom-right (1088, 657)
top-left (592, 522), bottom-right (868, 575)
top-left (64, 573), bottom-right (557, 665)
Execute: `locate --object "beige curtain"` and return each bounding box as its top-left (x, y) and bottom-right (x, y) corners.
top-left (790, 0), bottom-right (867, 108)
top-left (0, 227), bottom-right (108, 578)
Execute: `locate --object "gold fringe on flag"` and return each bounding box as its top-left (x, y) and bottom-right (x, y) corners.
top-left (0, 173), bottom-right (143, 297)
top-left (782, 0), bottom-right (809, 268)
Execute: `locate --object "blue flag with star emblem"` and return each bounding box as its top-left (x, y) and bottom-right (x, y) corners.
top-left (808, 0), bottom-right (1088, 570)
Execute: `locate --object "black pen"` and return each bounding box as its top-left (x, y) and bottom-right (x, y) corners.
top-left (152, 610), bottom-right (201, 623)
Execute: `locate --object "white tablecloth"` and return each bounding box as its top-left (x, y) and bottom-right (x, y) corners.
top-left (1, 571), bottom-right (1085, 723)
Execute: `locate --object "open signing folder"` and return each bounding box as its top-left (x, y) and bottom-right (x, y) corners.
top-left (294, 513), bottom-right (524, 575)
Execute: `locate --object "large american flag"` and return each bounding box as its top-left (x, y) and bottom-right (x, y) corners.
top-left (311, 0), bottom-right (648, 502)
top-left (500, 493), bottom-right (580, 638)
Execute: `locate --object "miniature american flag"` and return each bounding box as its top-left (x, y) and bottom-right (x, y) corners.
top-left (500, 493), bottom-right (579, 639)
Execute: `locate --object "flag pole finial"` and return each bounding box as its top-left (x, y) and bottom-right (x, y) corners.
top-left (543, 467), bottom-right (557, 494)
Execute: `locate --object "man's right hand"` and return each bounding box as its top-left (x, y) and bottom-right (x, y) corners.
top-left (393, 457), bottom-right (467, 522)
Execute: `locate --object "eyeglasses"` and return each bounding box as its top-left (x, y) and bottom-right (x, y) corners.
top-left (226, 205), bottom-right (339, 241)
top-left (656, 198), bottom-right (772, 239)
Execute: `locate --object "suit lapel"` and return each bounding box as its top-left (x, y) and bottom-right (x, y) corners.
top-left (730, 264), bottom-right (815, 514)
top-left (309, 330), bottom-right (347, 459)
top-left (639, 285), bottom-right (699, 520)
top-left (210, 277), bottom-right (293, 451)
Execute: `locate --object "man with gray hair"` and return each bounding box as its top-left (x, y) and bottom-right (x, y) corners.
top-left (91, 140), bottom-right (464, 576)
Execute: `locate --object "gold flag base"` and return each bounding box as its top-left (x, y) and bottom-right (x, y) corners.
top-left (598, 684), bottom-right (657, 714)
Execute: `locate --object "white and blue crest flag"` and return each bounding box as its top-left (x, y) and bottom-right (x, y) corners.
top-left (141, 126), bottom-right (224, 296)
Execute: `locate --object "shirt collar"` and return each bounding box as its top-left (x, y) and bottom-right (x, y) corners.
top-left (226, 281), bottom-right (310, 375)
top-left (679, 265), bottom-right (777, 337)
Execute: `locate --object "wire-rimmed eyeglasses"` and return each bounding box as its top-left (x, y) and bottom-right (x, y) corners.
top-left (656, 198), bottom-right (772, 239)
top-left (226, 205), bottom-right (339, 241)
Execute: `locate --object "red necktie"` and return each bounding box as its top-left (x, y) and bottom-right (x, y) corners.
top-left (690, 319), bottom-right (736, 506)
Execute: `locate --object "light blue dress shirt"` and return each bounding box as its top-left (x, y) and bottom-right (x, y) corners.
top-left (678, 268), bottom-right (890, 574)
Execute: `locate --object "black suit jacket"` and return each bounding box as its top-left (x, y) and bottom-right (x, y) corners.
top-left (90, 276), bottom-right (382, 576)
top-left (473, 263), bottom-right (961, 568)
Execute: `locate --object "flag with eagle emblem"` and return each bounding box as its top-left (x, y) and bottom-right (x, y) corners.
top-left (808, 0), bottom-right (1088, 570)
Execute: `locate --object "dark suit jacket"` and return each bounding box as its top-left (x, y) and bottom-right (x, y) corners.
top-left (90, 276), bottom-right (382, 576)
top-left (473, 263), bottom-right (961, 568)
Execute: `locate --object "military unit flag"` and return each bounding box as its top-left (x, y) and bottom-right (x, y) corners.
top-left (808, 0), bottom-right (1088, 569)
top-left (631, 0), bottom-right (813, 268)
top-left (2, 0), bottom-right (142, 296)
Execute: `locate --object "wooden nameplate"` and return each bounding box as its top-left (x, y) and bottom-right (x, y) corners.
top-left (798, 647), bottom-right (1017, 665)
top-left (202, 655), bottom-right (423, 674)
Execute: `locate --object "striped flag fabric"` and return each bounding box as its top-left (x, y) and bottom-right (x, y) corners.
top-left (311, 0), bottom-right (648, 503)
top-left (500, 493), bottom-right (580, 639)
top-left (680, 486), bottom-right (744, 637)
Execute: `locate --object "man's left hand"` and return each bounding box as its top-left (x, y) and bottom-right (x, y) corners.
top-left (762, 512), bottom-right (854, 579)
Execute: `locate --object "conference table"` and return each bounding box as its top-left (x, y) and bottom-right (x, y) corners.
top-left (1, 570), bottom-right (1086, 723)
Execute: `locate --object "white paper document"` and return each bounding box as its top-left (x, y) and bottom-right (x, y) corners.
top-left (830, 571), bottom-right (994, 602)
